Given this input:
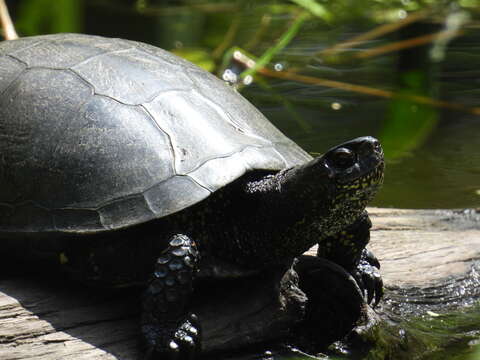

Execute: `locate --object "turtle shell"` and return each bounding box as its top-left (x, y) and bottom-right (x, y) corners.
top-left (0, 33), bottom-right (311, 234)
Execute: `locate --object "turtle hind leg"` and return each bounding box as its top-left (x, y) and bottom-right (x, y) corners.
top-left (141, 234), bottom-right (201, 360)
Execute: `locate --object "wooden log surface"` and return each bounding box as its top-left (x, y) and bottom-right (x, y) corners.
top-left (368, 207), bottom-right (480, 288)
top-left (1, 208), bottom-right (479, 359)
top-left (368, 207), bottom-right (480, 316)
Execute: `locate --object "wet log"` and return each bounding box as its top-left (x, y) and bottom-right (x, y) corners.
top-left (368, 207), bottom-right (480, 316)
top-left (0, 208), bottom-right (479, 359)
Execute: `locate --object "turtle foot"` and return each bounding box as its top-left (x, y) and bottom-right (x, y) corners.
top-left (352, 249), bottom-right (383, 307)
top-left (142, 313), bottom-right (201, 360)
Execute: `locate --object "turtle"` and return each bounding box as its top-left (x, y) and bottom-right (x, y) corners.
top-left (0, 33), bottom-right (384, 359)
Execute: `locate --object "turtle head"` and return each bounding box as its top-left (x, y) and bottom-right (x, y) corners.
top-left (279, 136), bottom-right (384, 235)
top-left (322, 136), bottom-right (384, 201)
top-left (231, 137), bottom-right (384, 265)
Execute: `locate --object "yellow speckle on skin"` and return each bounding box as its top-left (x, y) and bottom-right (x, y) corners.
top-left (59, 252), bottom-right (68, 265)
top-left (475, 189), bottom-right (480, 196)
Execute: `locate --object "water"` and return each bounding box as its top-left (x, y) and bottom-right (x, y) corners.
top-left (4, 0), bottom-right (480, 359)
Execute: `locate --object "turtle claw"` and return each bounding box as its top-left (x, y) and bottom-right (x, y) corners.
top-left (373, 274), bottom-right (384, 306)
top-left (362, 248), bottom-right (380, 269)
top-left (172, 314), bottom-right (201, 360)
top-left (143, 314), bottom-right (201, 360)
top-left (353, 249), bottom-right (383, 307)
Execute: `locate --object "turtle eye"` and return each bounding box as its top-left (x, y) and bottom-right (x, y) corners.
top-left (330, 147), bottom-right (355, 168)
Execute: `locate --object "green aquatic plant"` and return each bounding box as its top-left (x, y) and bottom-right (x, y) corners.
top-left (289, 0), bottom-right (331, 21)
top-left (380, 70), bottom-right (438, 161)
top-left (240, 10), bottom-right (310, 79)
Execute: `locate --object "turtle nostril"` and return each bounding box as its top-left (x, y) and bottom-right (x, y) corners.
top-left (330, 147), bottom-right (355, 168)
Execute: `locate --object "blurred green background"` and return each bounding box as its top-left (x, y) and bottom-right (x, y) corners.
top-left (3, 0), bottom-right (480, 210)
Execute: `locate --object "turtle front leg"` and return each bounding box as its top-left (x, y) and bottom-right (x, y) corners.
top-left (353, 247), bottom-right (383, 305)
top-left (141, 234), bottom-right (201, 360)
top-left (317, 212), bottom-right (383, 306)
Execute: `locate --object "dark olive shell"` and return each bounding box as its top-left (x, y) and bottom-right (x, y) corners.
top-left (0, 34), bottom-right (311, 234)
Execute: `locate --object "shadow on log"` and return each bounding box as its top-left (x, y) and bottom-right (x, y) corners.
top-left (1, 208), bottom-right (479, 359)
top-left (0, 258), bottom-right (364, 359)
